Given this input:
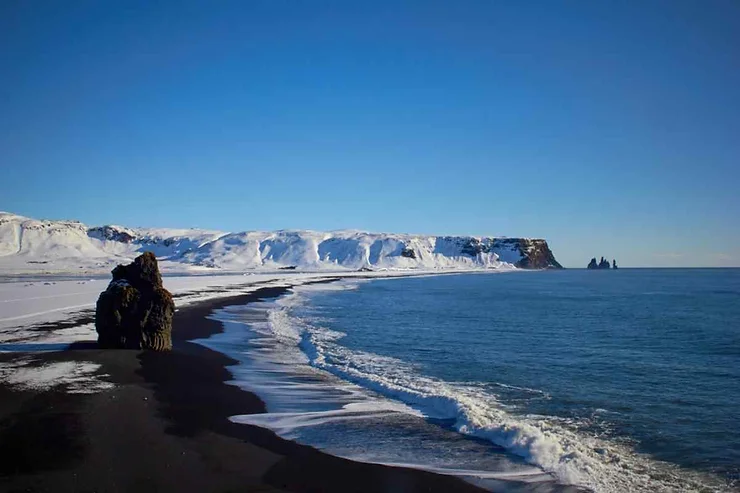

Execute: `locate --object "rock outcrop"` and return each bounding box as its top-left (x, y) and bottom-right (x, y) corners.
top-left (400, 247), bottom-right (417, 259)
top-left (95, 252), bottom-right (174, 350)
top-left (510, 239), bottom-right (563, 269)
top-left (452, 237), bottom-right (562, 269)
top-left (587, 256), bottom-right (615, 270)
top-left (88, 225), bottom-right (136, 244)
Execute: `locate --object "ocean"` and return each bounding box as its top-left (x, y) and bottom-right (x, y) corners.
top-left (200, 269), bottom-right (740, 492)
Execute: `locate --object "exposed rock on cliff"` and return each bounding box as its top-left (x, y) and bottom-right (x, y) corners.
top-left (502, 239), bottom-right (563, 269)
top-left (400, 247), bottom-right (417, 259)
top-left (88, 225), bottom-right (136, 244)
top-left (95, 252), bottom-right (174, 350)
top-left (444, 237), bottom-right (561, 269)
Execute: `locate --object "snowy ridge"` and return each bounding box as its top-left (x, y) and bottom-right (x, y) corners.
top-left (0, 212), bottom-right (561, 274)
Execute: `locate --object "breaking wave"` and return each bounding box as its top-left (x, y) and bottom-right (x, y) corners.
top-left (212, 281), bottom-right (732, 493)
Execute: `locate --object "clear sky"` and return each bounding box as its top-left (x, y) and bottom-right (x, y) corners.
top-left (2, 1), bottom-right (739, 267)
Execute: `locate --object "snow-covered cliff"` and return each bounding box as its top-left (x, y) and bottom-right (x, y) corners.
top-left (0, 212), bottom-right (562, 274)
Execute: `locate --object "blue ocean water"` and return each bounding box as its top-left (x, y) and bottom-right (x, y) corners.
top-left (206, 269), bottom-right (740, 492)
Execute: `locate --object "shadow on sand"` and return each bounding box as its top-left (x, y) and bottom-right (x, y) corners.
top-left (0, 341), bottom-right (99, 352)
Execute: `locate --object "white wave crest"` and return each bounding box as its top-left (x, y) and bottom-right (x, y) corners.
top-left (229, 282), bottom-right (731, 493)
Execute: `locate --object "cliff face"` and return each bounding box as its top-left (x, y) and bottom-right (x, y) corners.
top-left (0, 211), bottom-right (563, 272)
top-left (497, 238), bottom-right (563, 269)
top-left (433, 237), bottom-right (562, 269)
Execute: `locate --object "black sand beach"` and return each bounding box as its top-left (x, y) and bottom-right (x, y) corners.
top-left (0, 285), bottom-right (489, 493)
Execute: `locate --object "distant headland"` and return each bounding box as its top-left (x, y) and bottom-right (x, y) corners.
top-left (587, 257), bottom-right (618, 269)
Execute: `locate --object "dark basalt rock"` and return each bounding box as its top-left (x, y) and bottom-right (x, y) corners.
top-left (511, 239), bottom-right (563, 269)
top-left (460, 239), bottom-right (486, 257)
top-left (400, 247), bottom-right (417, 259)
top-left (95, 252), bottom-right (174, 351)
top-left (451, 237), bottom-right (562, 269)
top-left (587, 256), bottom-right (616, 270)
top-left (87, 225), bottom-right (136, 244)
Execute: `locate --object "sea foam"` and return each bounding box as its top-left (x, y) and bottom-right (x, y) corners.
top-left (205, 281), bottom-right (730, 493)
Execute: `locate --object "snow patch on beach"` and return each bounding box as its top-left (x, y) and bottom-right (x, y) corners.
top-left (0, 358), bottom-right (113, 393)
top-left (0, 322), bottom-right (97, 347)
top-left (0, 273), bottom-right (346, 348)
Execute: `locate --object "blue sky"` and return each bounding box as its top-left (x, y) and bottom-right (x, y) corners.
top-left (2, 1), bottom-right (739, 267)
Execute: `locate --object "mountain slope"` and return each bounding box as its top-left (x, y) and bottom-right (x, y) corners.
top-left (0, 212), bottom-right (562, 274)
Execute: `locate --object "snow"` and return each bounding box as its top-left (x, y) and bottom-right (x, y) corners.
top-left (492, 242), bottom-right (527, 264)
top-left (0, 210), bottom-right (540, 399)
top-left (0, 271), bottom-right (336, 394)
top-left (0, 269), bottom-right (475, 347)
top-left (0, 210), bottom-right (538, 395)
top-left (0, 268), bottom-right (481, 394)
top-left (0, 274), bottom-right (307, 343)
top-left (0, 358), bottom-right (114, 393)
top-left (0, 211), bottom-right (531, 275)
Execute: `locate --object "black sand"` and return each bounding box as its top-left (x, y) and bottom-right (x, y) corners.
top-left (0, 285), bottom-right (489, 493)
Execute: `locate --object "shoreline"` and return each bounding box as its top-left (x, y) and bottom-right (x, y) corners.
top-left (0, 283), bottom-right (490, 492)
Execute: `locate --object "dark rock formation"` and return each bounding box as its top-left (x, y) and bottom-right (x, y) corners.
top-left (587, 256), bottom-right (616, 270)
top-left (400, 247), bottom-right (417, 259)
top-left (95, 252), bottom-right (174, 351)
top-left (612, 259), bottom-right (618, 269)
top-left (510, 239), bottom-right (563, 269)
top-left (460, 239), bottom-right (486, 257)
top-left (451, 237), bottom-right (562, 269)
top-left (87, 225), bottom-right (136, 244)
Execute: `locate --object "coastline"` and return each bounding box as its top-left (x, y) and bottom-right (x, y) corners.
top-left (0, 283), bottom-right (490, 493)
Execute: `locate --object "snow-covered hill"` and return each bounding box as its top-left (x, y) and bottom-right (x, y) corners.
top-left (0, 212), bottom-right (562, 274)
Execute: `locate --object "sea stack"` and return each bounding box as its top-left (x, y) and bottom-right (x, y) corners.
top-left (95, 252), bottom-right (175, 350)
top-left (587, 256), bottom-right (616, 269)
